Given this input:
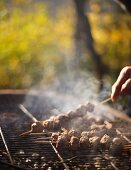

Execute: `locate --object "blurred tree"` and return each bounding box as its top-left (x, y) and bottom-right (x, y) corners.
top-left (73, 0), bottom-right (104, 90)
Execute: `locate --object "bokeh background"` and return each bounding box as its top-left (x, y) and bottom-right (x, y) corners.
top-left (0, 0), bottom-right (131, 112)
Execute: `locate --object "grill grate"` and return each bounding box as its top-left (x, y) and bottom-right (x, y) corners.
top-left (0, 93), bottom-right (131, 170)
top-left (0, 124), bottom-right (131, 170)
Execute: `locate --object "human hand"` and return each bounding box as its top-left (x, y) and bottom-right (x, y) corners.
top-left (111, 66), bottom-right (131, 101)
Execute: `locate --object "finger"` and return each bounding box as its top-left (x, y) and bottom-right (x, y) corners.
top-left (115, 66), bottom-right (131, 89)
top-left (120, 78), bottom-right (131, 96)
top-left (111, 83), bottom-right (120, 101)
top-left (111, 66), bottom-right (131, 101)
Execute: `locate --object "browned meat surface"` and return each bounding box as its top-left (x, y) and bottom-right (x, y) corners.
top-left (68, 129), bottom-right (79, 138)
top-left (100, 134), bottom-right (111, 149)
top-left (69, 136), bottom-right (79, 150)
top-left (79, 136), bottom-right (90, 149)
top-left (109, 137), bottom-right (123, 156)
top-left (89, 136), bottom-right (100, 150)
top-left (51, 133), bottom-right (59, 142)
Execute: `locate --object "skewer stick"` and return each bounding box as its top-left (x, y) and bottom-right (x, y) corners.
top-left (49, 141), bottom-right (70, 170)
top-left (99, 97), bottom-right (111, 105)
top-left (116, 129), bottom-right (131, 143)
top-left (19, 104), bottom-right (38, 123)
top-left (19, 130), bottom-right (32, 136)
top-left (0, 127), bottom-right (14, 165)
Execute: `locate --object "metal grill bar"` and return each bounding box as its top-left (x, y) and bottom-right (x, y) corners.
top-left (0, 127), bottom-right (14, 165)
top-left (50, 141), bottom-right (70, 170)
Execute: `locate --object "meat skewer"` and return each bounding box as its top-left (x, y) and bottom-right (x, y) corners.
top-left (19, 104), bottom-right (38, 123)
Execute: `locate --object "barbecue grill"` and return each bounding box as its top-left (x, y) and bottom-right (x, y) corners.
top-left (0, 90), bottom-right (131, 170)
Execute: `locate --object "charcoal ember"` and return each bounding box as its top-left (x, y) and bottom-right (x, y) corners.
top-left (40, 163), bottom-right (48, 169)
top-left (25, 158), bottom-right (31, 164)
top-left (79, 136), bottom-right (90, 149)
top-left (31, 121), bottom-right (44, 133)
top-left (34, 162), bottom-right (39, 169)
top-left (109, 137), bottom-right (123, 156)
top-left (31, 153), bottom-right (40, 160)
top-left (69, 136), bottom-right (79, 150)
top-left (40, 156), bottom-right (46, 162)
top-left (100, 134), bottom-right (111, 150)
top-left (89, 136), bottom-right (100, 150)
top-left (18, 149), bottom-right (25, 155)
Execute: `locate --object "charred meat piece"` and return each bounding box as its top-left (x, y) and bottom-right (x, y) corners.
top-left (42, 114), bottom-right (69, 131)
top-left (79, 136), bottom-right (90, 149)
top-left (55, 114), bottom-right (69, 128)
top-left (85, 102), bottom-right (95, 112)
top-left (100, 134), bottom-right (111, 150)
top-left (56, 129), bottom-right (69, 149)
top-left (96, 127), bottom-right (117, 138)
top-left (81, 130), bottom-right (96, 138)
top-left (30, 121), bottom-right (44, 133)
top-left (51, 133), bottom-right (59, 143)
top-left (89, 136), bottom-right (100, 150)
top-left (56, 134), bottom-right (69, 150)
top-left (69, 136), bottom-right (79, 150)
top-left (43, 120), bottom-right (55, 131)
top-left (20, 121), bottom-right (44, 136)
top-left (104, 121), bottom-right (112, 129)
top-left (109, 137), bottom-right (123, 156)
top-left (68, 129), bottom-right (79, 138)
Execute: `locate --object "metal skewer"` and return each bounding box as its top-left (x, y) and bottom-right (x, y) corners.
top-left (116, 129), bottom-right (131, 143)
top-left (0, 127), bottom-right (14, 165)
top-left (19, 104), bottom-right (38, 123)
top-left (50, 141), bottom-right (70, 170)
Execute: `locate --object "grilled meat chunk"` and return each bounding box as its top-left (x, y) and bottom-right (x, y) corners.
top-left (109, 137), bottom-right (123, 156)
top-left (81, 130), bottom-right (96, 138)
top-left (31, 121), bottom-right (44, 133)
top-left (68, 129), bottom-right (79, 138)
top-left (79, 136), bottom-right (90, 149)
top-left (89, 136), bottom-right (100, 150)
top-left (100, 134), bottom-right (111, 149)
top-left (51, 133), bottom-right (59, 143)
top-left (69, 136), bottom-right (79, 150)
top-left (56, 134), bottom-right (69, 150)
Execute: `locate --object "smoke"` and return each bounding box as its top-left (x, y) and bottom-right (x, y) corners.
top-left (23, 66), bottom-right (113, 124)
